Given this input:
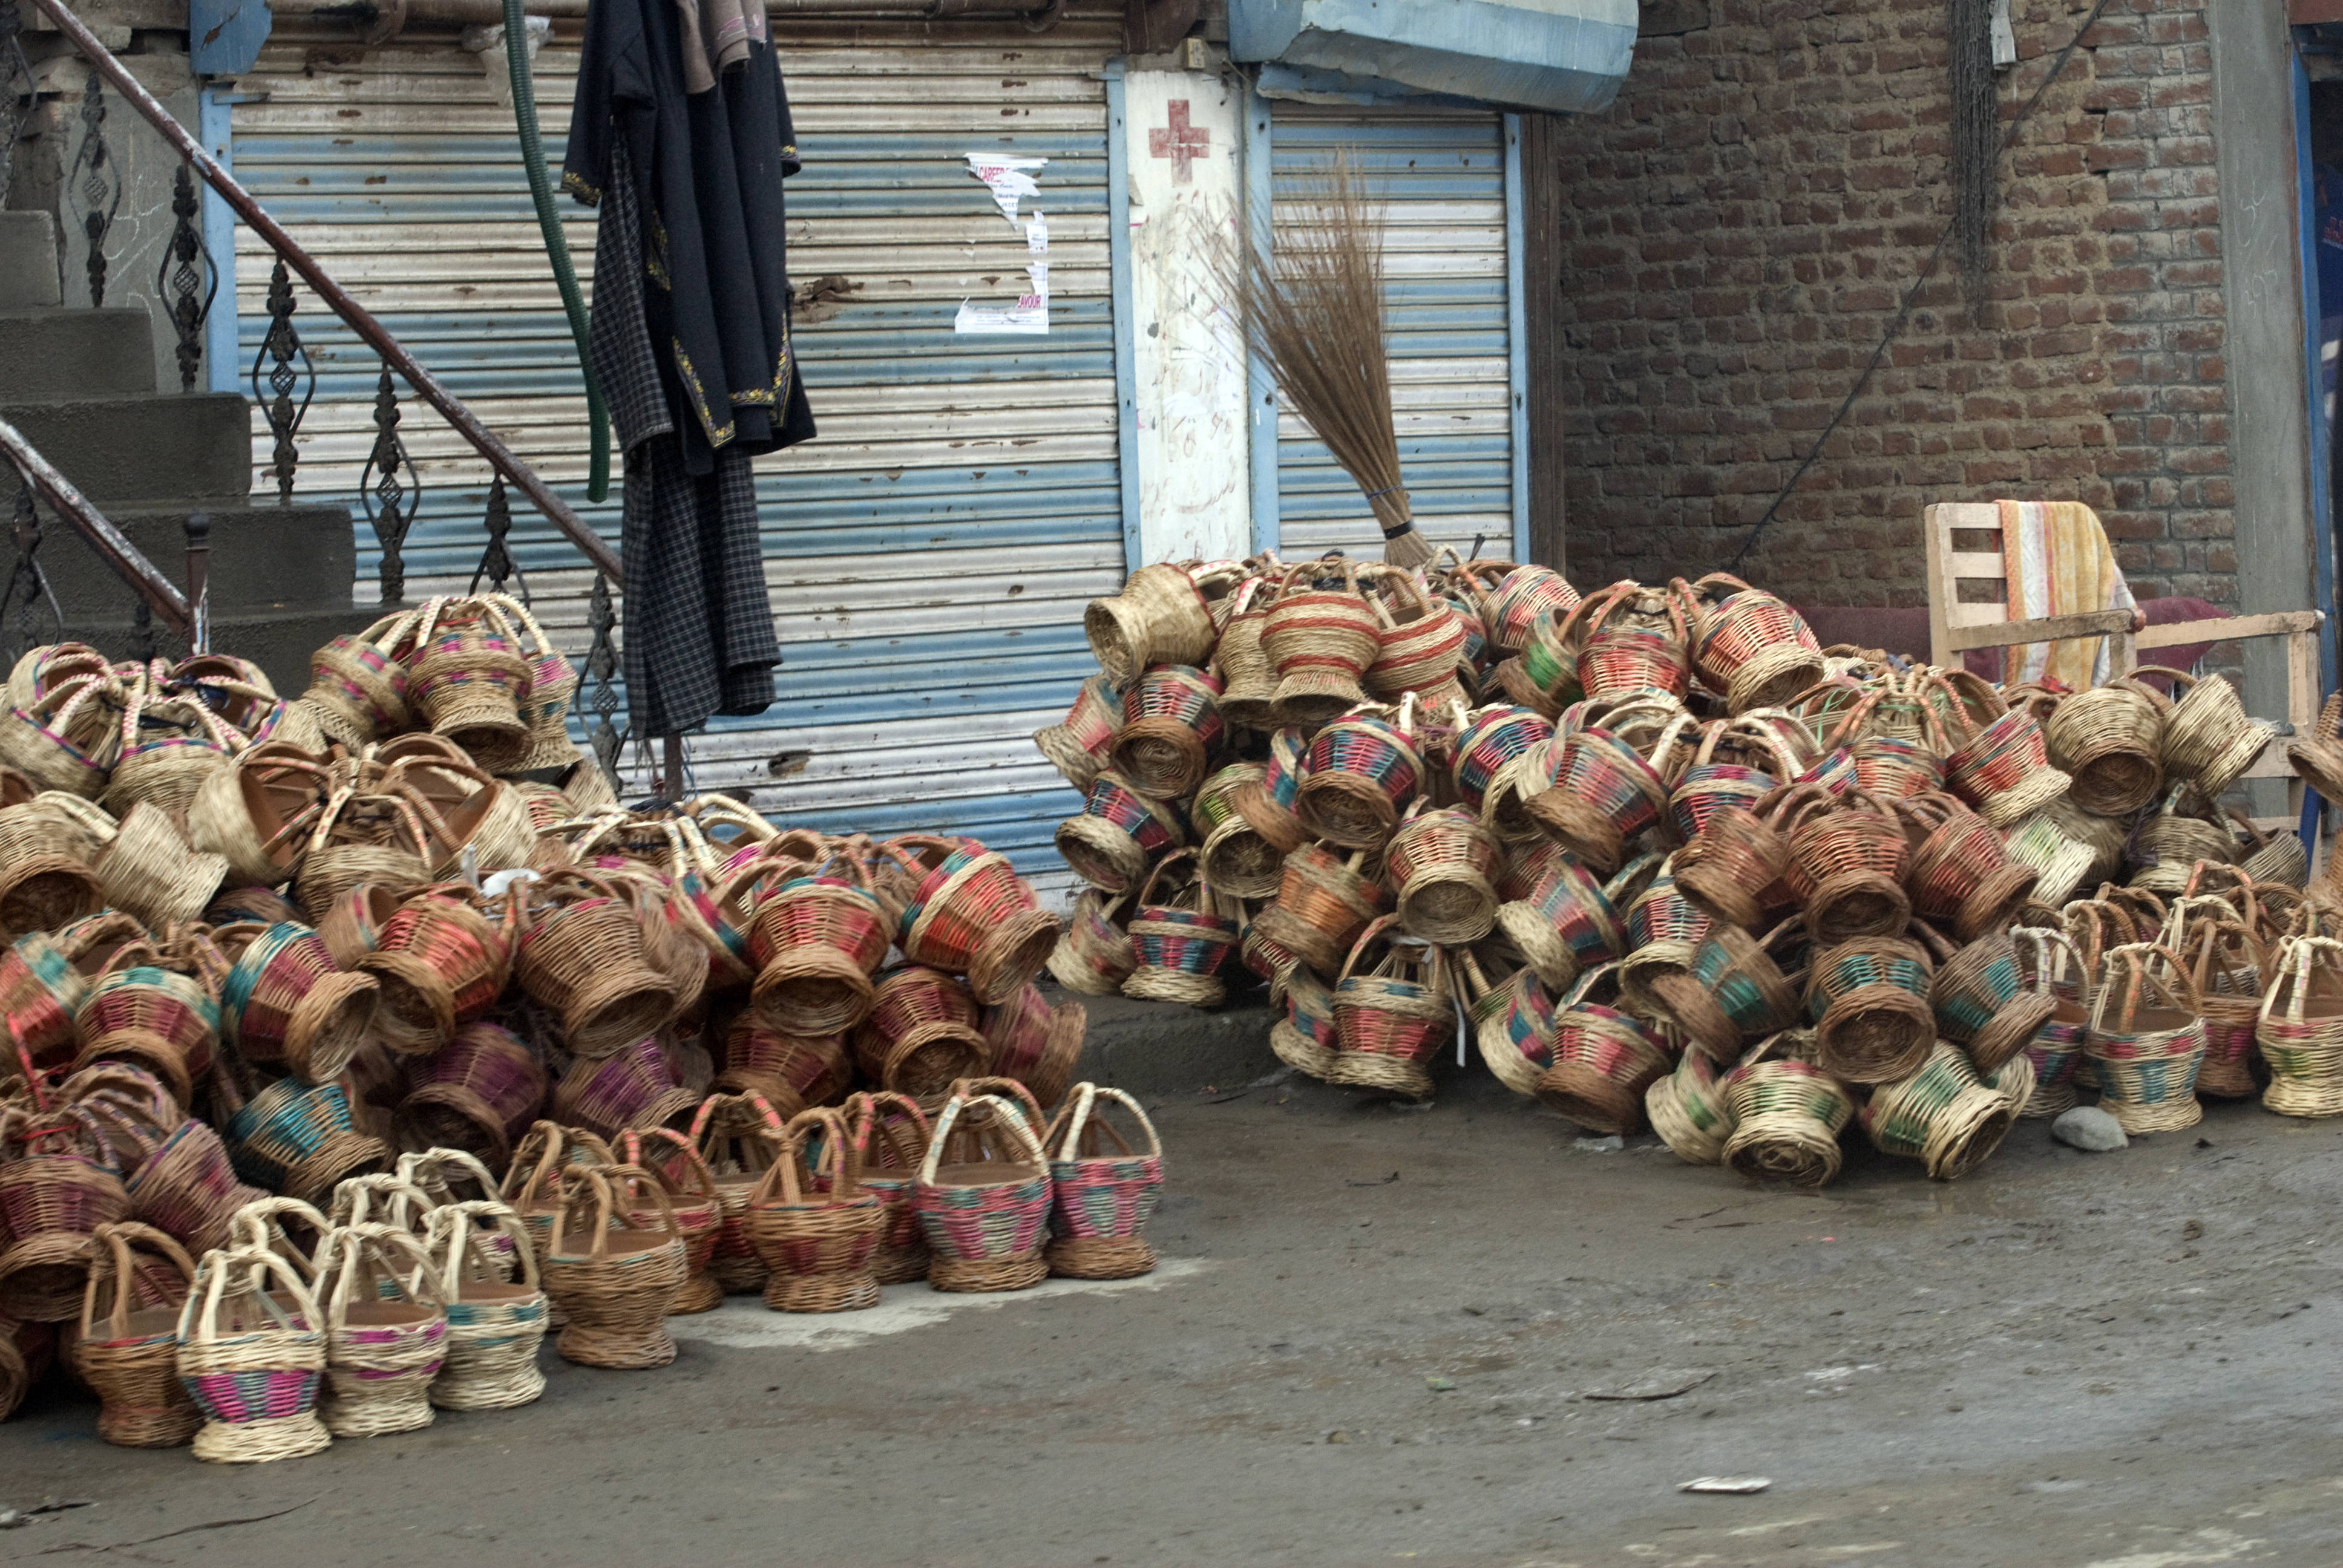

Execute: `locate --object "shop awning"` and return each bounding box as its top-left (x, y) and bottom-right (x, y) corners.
top-left (1230, 0), bottom-right (1637, 116)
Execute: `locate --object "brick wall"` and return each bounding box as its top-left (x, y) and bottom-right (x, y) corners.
top-left (1550, 0), bottom-right (2237, 613)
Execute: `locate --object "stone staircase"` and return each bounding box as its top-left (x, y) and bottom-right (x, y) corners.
top-left (0, 209), bottom-right (358, 694)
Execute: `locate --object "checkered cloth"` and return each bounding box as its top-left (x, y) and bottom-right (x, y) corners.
top-left (589, 143), bottom-right (781, 739)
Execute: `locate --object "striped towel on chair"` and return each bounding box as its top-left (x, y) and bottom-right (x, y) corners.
top-left (1997, 499), bottom-right (2136, 689)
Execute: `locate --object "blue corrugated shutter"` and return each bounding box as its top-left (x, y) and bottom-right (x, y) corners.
top-left (226, 17), bottom-right (1124, 881)
top-left (1268, 102), bottom-right (1513, 561)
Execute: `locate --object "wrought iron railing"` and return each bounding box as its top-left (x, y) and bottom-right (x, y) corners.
top-left (9, 0), bottom-right (641, 786)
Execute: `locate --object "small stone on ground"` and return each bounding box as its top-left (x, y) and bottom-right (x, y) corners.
top-left (2052, 1105), bottom-right (2128, 1152)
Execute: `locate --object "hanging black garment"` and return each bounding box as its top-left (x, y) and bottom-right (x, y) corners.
top-left (564, 0), bottom-right (813, 736)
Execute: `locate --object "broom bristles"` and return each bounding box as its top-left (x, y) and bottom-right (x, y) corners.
top-left (1207, 151), bottom-right (1428, 567)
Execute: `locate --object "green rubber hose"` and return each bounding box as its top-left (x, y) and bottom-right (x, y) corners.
top-left (505, 0), bottom-right (611, 504)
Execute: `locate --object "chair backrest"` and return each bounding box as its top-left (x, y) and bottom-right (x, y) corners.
top-left (1922, 501), bottom-right (2136, 675)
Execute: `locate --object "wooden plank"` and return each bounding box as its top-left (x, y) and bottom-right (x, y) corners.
top-left (2133, 609), bottom-right (2323, 648)
top-left (2288, 626), bottom-right (2321, 731)
top-left (1931, 501), bottom-right (2001, 529)
top-left (1947, 601), bottom-right (2011, 629)
top-left (1945, 608), bottom-right (2138, 652)
top-left (1944, 550), bottom-right (2007, 580)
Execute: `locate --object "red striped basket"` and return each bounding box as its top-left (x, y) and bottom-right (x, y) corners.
top-left (1054, 769), bottom-right (1190, 894)
top-left (748, 852), bottom-right (892, 1037)
top-left (359, 884), bottom-right (517, 1057)
top-left (1122, 849), bottom-right (1239, 1008)
top-left (687, 1091), bottom-right (787, 1293)
top-left (978, 984), bottom-right (1087, 1109)
top-left (894, 840), bottom-right (1061, 1006)
top-left (1328, 914), bottom-right (1449, 1100)
top-left (549, 1036), bottom-right (698, 1143)
top-left (843, 1091), bottom-right (934, 1285)
top-left (1898, 792), bottom-right (2040, 942)
top-left (1041, 1083), bottom-right (1164, 1279)
top-left (1494, 848), bottom-right (1633, 990)
top-left (1032, 673), bottom-right (1123, 792)
top-left (1525, 727), bottom-right (1669, 874)
top-left (1294, 697), bottom-right (1425, 850)
top-left (1261, 558), bottom-right (1381, 723)
top-left (1363, 569), bottom-right (1470, 705)
top-left (1453, 944), bottom-right (1558, 1097)
top-left (1111, 665), bottom-right (1226, 802)
top-left (219, 922), bottom-right (378, 1086)
top-left (393, 1022), bottom-right (548, 1168)
top-left (1536, 962), bottom-right (1679, 1135)
top-left (716, 1017), bottom-right (853, 1115)
top-left (1451, 703), bottom-right (1555, 813)
top-left (852, 967), bottom-right (991, 1098)
top-left (1483, 565), bottom-right (1582, 661)
top-left (1682, 572), bottom-right (1823, 713)
top-left (1384, 803), bottom-right (1506, 945)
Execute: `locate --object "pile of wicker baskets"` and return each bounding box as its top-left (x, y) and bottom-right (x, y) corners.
top-left (1046, 557), bottom-right (2329, 1185)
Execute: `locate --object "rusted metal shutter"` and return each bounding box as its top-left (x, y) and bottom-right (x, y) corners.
top-left (224, 13), bottom-right (1123, 875)
top-left (1268, 101), bottom-right (1517, 563)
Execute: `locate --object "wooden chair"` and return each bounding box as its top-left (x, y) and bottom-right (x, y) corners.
top-left (1923, 501), bottom-right (2322, 833)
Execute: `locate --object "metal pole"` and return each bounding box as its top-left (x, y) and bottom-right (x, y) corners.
top-left (28, 0), bottom-right (625, 585)
top-left (0, 415), bottom-right (193, 632)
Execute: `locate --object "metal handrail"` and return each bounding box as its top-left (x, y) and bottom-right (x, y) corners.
top-left (28, 0), bottom-right (625, 587)
top-left (0, 414), bottom-right (193, 634)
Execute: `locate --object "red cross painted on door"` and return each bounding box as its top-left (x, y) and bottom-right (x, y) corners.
top-left (1147, 99), bottom-right (1210, 185)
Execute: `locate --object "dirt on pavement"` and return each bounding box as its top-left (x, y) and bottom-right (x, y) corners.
top-left (4, 1050), bottom-right (2339, 1568)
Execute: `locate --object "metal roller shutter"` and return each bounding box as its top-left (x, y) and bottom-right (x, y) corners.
top-left (1268, 102), bottom-right (1517, 563)
top-left (226, 13), bottom-right (1124, 880)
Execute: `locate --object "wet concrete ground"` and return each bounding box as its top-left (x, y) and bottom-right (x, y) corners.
top-left (4, 1033), bottom-right (2340, 1567)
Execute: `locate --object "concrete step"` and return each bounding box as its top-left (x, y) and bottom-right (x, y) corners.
top-left (0, 307), bottom-right (159, 399)
top-left (27, 501), bottom-right (356, 622)
top-left (0, 213), bottom-right (61, 310)
top-left (0, 393), bottom-right (253, 505)
top-left (45, 607), bottom-right (363, 699)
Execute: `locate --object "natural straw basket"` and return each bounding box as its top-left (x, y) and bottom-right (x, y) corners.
top-left (0, 657), bottom-right (127, 797)
top-left (540, 1163), bottom-right (689, 1368)
top-left (98, 802), bottom-right (229, 930)
top-left (913, 1091), bottom-right (1054, 1293)
top-left (218, 922), bottom-right (378, 1085)
top-left (1295, 697), bottom-right (1425, 850)
top-left (1452, 943), bottom-right (1555, 1097)
top-left (2046, 680), bottom-right (2166, 817)
top-left (1048, 887), bottom-right (1137, 996)
top-left (748, 852), bottom-right (892, 1036)
top-left (404, 597), bottom-right (537, 773)
top-left (1252, 842), bottom-right (1389, 976)
top-left (2086, 942), bottom-right (2208, 1134)
top-left (550, 1036), bottom-right (699, 1142)
top-left (72, 1221), bottom-right (202, 1447)
top-left (746, 1106), bottom-right (885, 1312)
top-left (687, 1091), bottom-right (788, 1294)
top-left (1216, 577), bottom-right (1279, 726)
top-left (300, 612), bottom-right (415, 745)
top-left (1032, 672), bottom-right (1124, 792)
top-left (1536, 963), bottom-right (1677, 1135)
top-left (1054, 769), bottom-right (1190, 895)
top-left (422, 1200), bottom-right (548, 1411)
top-left (1682, 572), bottom-right (1824, 713)
top-left (393, 1022), bottom-right (548, 1168)
top-left (716, 1017), bottom-right (854, 1114)
top-left (1262, 558), bottom-right (1381, 723)
top-left (1860, 1042), bottom-right (2031, 1180)
top-left (848, 966), bottom-right (987, 1097)
top-left (2172, 902), bottom-right (2264, 1100)
top-left (1804, 935), bottom-right (1937, 1085)
top-left (614, 1126), bottom-right (726, 1313)
top-left (1651, 918), bottom-right (1806, 1064)
top-left (313, 1221), bottom-right (448, 1437)
top-left (1111, 664), bottom-right (1225, 802)
top-left (174, 1244), bottom-right (330, 1463)
top-left (1122, 848), bottom-right (1240, 1007)
top-left (2257, 933), bottom-right (2343, 1118)
top-left (0, 811), bottom-right (101, 941)
top-left (1328, 914), bottom-right (1450, 1100)
top-left (842, 1091), bottom-right (934, 1285)
top-left (893, 839), bottom-right (1062, 1006)
top-left (1384, 803), bottom-right (1506, 944)
top-left (1646, 1035), bottom-right (1737, 1165)
top-left (978, 984), bottom-right (1086, 1109)
top-left (1042, 1083), bottom-right (1164, 1279)
top-left (1085, 562), bottom-right (1218, 687)
top-left (1720, 1058), bottom-right (1855, 1187)
top-left (2151, 668), bottom-right (2270, 801)
top-left (2010, 925), bottom-right (2092, 1117)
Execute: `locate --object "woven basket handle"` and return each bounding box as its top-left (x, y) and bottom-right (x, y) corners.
top-left (847, 1090), bottom-right (931, 1171)
top-left (2264, 934), bottom-right (2343, 1026)
top-left (916, 1092), bottom-right (1045, 1185)
top-left (2091, 942), bottom-right (2200, 1033)
top-left (1050, 1081), bottom-right (1159, 1161)
top-left (179, 1244), bottom-right (319, 1346)
top-left (2012, 924), bottom-right (2088, 1007)
top-left (1335, 912), bottom-right (1403, 986)
top-left (548, 1165), bottom-right (620, 1261)
top-left (623, 1125), bottom-right (720, 1202)
top-left (1448, 944), bottom-right (1489, 1005)
top-left (1134, 846), bottom-right (1200, 910)
top-left (323, 1221), bottom-right (447, 1328)
top-left (80, 1220), bottom-right (197, 1342)
top-left (428, 1199), bottom-right (539, 1303)
top-left (782, 1105), bottom-right (861, 1203)
top-left (398, 1146), bottom-right (501, 1206)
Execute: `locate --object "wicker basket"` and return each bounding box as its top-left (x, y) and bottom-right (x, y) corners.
top-left (716, 1017), bottom-right (853, 1114)
top-left (978, 984), bottom-right (1086, 1109)
top-left (211, 921), bottom-right (376, 1088)
top-left (893, 840), bottom-right (1061, 1006)
top-left (841, 1091), bottom-right (934, 1285)
top-left (913, 1091), bottom-right (1054, 1292)
top-left (2086, 942), bottom-right (2207, 1134)
top-left (1048, 887), bottom-right (1138, 998)
top-left (1262, 558), bottom-right (1381, 723)
top-left (1645, 1030), bottom-right (1737, 1165)
top-left (2046, 681), bottom-right (2166, 817)
top-left (1360, 569), bottom-right (1468, 705)
top-left (1121, 848), bottom-right (1239, 1007)
top-left (853, 966), bottom-right (991, 1097)
top-left (226, 1077), bottom-right (392, 1205)
top-left (1860, 1042), bottom-right (2031, 1180)
top-left (1805, 935), bottom-right (1937, 1085)
top-left (174, 1244), bottom-right (330, 1463)
top-left (687, 1091), bottom-right (788, 1294)
top-left (1479, 564), bottom-right (1581, 661)
top-left (1944, 706), bottom-right (2073, 827)
top-left (1522, 727), bottom-right (1669, 875)
top-left (313, 1222), bottom-right (447, 1437)
top-left (300, 611), bottom-right (416, 746)
top-left (1085, 561), bottom-right (1219, 686)
top-left (540, 1163), bottom-right (689, 1368)
top-left (2257, 933), bottom-right (2343, 1119)
top-left (2147, 668), bottom-right (2269, 800)
top-left (1384, 803), bottom-right (1506, 944)
top-left (403, 596), bottom-right (536, 773)
top-left (1651, 918), bottom-right (1807, 1063)
top-left (514, 868), bottom-right (678, 1058)
top-left (71, 939), bottom-right (224, 1108)
top-left (394, 1023), bottom-right (548, 1168)
top-left (550, 1036), bottom-right (699, 1142)
top-left (1915, 923), bottom-right (2060, 1077)
top-left (1450, 944), bottom-right (1553, 1097)
top-left (1899, 792), bottom-right (2040, 942)
top-left (126, 1118), bottom-right (261, 1255)
top-left (1252, 843), bottom-right (1390, 976)
top-left (1054, 769), bottom-right (1189, 894)
top-left (1295, 699), bottom-right (1426, 850)
top-left (0, 656), bottom-right (127, 797)
top-left (747, 853), bottom-right (892, 1036)
top-left (0, 910), bottom-right (145, 1082)
top-left (1111, 665), bottom-right (1226, 802)
top-left (2171, 902), bottom-right (2264, 1100)
top-left (0, 811), bottom-right (101, 942)
top-left (1216, 579), bottom-right (1278, 726)
top-left (614, 1126), bottom-right (726, 1313)
top-left (71, 1221), bottom-right (201, 1447)
top-left (97, 802), bottom-right (228, 930)
top-left (1615, 867), bottom-right (1714, 1024)
top-left (1720, 1058), bottom-right (1855, 1187)
top-left (1536, 963), bottom-right (1677, 1135)
top-left (1328, 914), bottom-right (1449, 1100)
top-left (421, 1200), bottom-right (547, 1410)
top-left (1040, 1083), bottom-right (1163, 1279)
top-left (2009, 925), bottom-right (2091, 1117)
top-left (745, 1106), bottom-right (886, 1312)
top-left (1492, 848), bottom-right (1634, 991)
top-left (1683, 572), bottom-right (1824, 714)
top-left (1673, 804), bottom-right (1791, 934)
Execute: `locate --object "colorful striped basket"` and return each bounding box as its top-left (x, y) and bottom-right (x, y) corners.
top-left (1683, 572), bottom-right (1824, 714)
top-left (72, 942), bottom-right (223, 1109)
top-left (356, 885), bottom-right (514, 1057)
top-left (71, 1221), bottom-right (202, 1448)
top-left (126, 1118), bottom-right (262, 1256)
top-left (1328, 914), bottom-right (1450, 1100)
top-left (227, 1078), bottom-right (393, 1206)
top-left (1453, 943), bottom-right (1555, 1097)
top-left (1364, 569), bottom-right (1470, 706)
top-left (1720, 1057), bottom-right (1854, 1187)
top-left (300, 612), bottom-right (415, 746)
top-left (978, 983), bottom-right (1087, 1109)
top-left (1294, 697), bottom-right (1426, 850)
top-left (612, 1126), bottom-right (726, 1314)
top-left (422, 1200), bottom-right (548, 1410)
top-left (1385, 803), bottom-right (1506, 945)
top-left (843, 1091), bottom-right (935, 1285)
top-left (2168, 902), bottom-right (2263, 1100)
top-left (1055, 769), bottom-right (1190, 895)
top-left (2010, 926), bottom-right (2092, 1118)
top-left (913, 1091), bottom-right (1054, 1293)
top-left (1804, 935), bottom-right (1937, 1085)
top-left (1646, 1027), bottom-right (1737, 1166)
top-left (1252, 841), bottom-right (1389, 977)
top-left (1944, 705), bottom-right (2072, 827)
top-left (2086, 942), bottom-right (2207, 1134)
top-left (1652, 918), bottom-right (1807, 1064)
top-left (1122, 848), bottom-right (1240, 1007)
top-left (1032, 672), bottom-right (1124, 792)
top-left (1112, 664), bottom-right (1227, 802)
top-left (1860, 1042), bottom-right (2033, 1180)
top-left (219, 921), bottom-right (378, 1086)
top-left (1673, 804), bottom-right (1791, 934)
top-left (1261, 558), bottom-right (1381, 723)
top-left (1049, 887), bottom-right (1139, 998)
top-left (1216, 576), bottom-right (1279, 725)
top-left (2256, 933), bottom-right (2343, 1119)
top-left (393, 1022), bottom-right (548, 1168)
top-left (853, 967), bottom-right (991, 1098)
top-left (1450, 703), bottom-right (1554, 815)
top-left (1536, 962), bottom-right (1679, 1135)
top-left (1042, 1083), bottom-right (1164, 1279)
top-left (895, 839), bottom-right (1063, 1006)
top-left (748, 852), bottom-right (893, 1036)
top-left (549, 1035), bottom-right (699, 1142)
top-left (746, 1106), bottom-right (885, 1312)
top-left (1270, 958), bottom-right (1343, 1081)
top-left (174, 1244), bottom-right (330, 1464)
top-left (716, 1017), bottom-right (854, 1116)
top-left (1898, 792), bottom-right (2040, 943)
top-left (314, 1221), bottom-right (448, 1437)
top-left (1916, 924), bottom-right (2060, 1077)
top-left (403, 596), bottom-right (536, 773)
top-left (1493, 848), bottom-right (1631, 991)
top-left (686, 1092), bottom-right (787, 1294)
top-left (1525, 727), bottom-right (1668, 874)
top-left (1616, 867), bottom-right (1714, 1024)
top-left (513, 869), bottom-right (679, 1059)
top-left (1, 911), bottom-right (148, 1088)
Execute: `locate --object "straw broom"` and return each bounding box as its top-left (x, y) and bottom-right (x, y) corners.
top-left (1209, 151), bottom-right (1432, 569)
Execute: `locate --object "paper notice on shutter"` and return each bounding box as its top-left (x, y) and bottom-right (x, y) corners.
top-left (965, 154), bottom-right (1047, 224)
top-left (954, 260), bottom-right (1050, 335)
